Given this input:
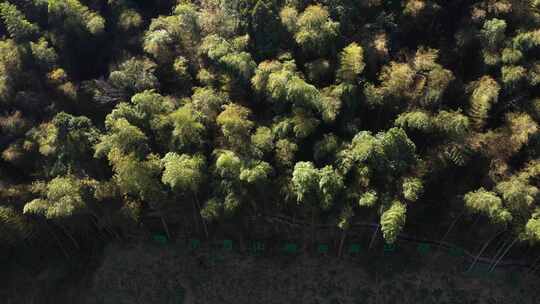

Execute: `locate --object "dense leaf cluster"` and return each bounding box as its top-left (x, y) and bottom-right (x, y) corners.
top-left (0, 0), bottom-right (539, 258)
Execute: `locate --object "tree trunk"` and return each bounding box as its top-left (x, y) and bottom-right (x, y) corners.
top-left (57, 223), bottom-right (80, 250)
top-left (45, 223), bottom-right (70, 259)
top-left (193, 192), bottom-right (208, 239)
top-left (489, 237), bottom-right (519, 272)
top-left (429, 211), bottom-right (465, 265)
top-left (369, 225), bottom-right (380, 250)
top-left (338, 229), bottom-right (347, 258)
top-left (191, 198), bottom-right (200, 235)
top-left (311, 204), bottom-right (315, 247)
top-left (524, 254), bottom-right (540, 280)
top-left (468, 229), bottom-right (505, 272)
top-left (488, 237), bottom-right (512, 270)
top-left (160, 213), bottom-right (171, 240)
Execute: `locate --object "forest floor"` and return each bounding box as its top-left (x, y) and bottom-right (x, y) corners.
top-left (82, 237), bottom-right (539, 304)
top-left (3, 234), bottom-right (539, 304)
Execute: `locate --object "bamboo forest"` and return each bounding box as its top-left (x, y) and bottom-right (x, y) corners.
top-left (1, 0), bottom-right (540, 303)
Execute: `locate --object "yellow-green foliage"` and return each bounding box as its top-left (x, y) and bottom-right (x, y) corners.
top-left (395, 111), bottom-right (433, 132)
top-left (23, 176), bottom-right (87, 219)
top-left (281, 4), bottom-right (339, 55)
top-left (468, 76), bottom-right (501, 130)
top-left (0, 2), bottom-right (38, 41)
top-left (337, 42), bottom-right (365, 83)
top-left (464, 188), bottom-right (512, 224)
top-left (48, 0), bottom-right (105, 35)
top-left (161, 152), bottom-right (205, 192)
top-left (217, 103), bottom-right (254, 148)
top-left (0, 206), bottom-right (33, 244)
top-left (402, 177), bottom-right (423, 202)
top-left (380, 200), bottom-right (407, 244)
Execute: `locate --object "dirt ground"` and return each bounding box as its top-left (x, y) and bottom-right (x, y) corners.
top-left (83, 239), bottom-right (540, 304)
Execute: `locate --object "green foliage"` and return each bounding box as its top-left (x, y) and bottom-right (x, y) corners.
top-left (4, 0), bottom-right (540, 270)
top-left (250, 0), bottom-right (283, 59)
top-left (168, 104), bottom-right (206, 151)
top-left (0, 205), bottom-right (32, 245)
top-left (251, 126), bottom-right (274, 155)
top-left (275, 138), bottom-right (297, 167)
top-left (395, 111), bottom-right (433, 132)
top-left (117, 8), bottom-right (142, 31)
top-left (292, 161), bottom-right (320, 204)
top-left (513, 29), bottom-right (540, 51)
top-left (468, 76), bottom-right (500, 130)
top-left (402, 177), bottom-right (423, 202)
top-left (94, 118), bottom-right (149, 159)
top-left (464, 188), bottom-right (512, 224)
top-left (279, 5), bottom-right (298, 33)
top-left (217, 103), bottom-right (254, 148)
top-left (30, 38), bottom-right (58, 71)
top-left (143, 2), bottom-right (200, 62)
top-left (501, 65), bottom-right (526, 91)
top-left (223, 191), bottom-right (241, 217)
top-left (313, 133), bottom-right (339, 162)
top-left (433, 110), bottom-right (470, 138)
top-left (239, 161), bottom-right (272, 184)
top-left (337, 42), bottom-right (365, 84)
top-left (0, 2), bottom-right (39, 41)
top-left (48, 0), bottom-right (105, 35)
top-left (45, 112), bottom-right (100, 174)
top-left (501, 48), bottom-right (523, 65)
top-left (23, 176), bottom-right (87, 219)
top-left (380, 200), bottom-right (407, 244)
top-left (0, 39), bottom-right (22, 101)
top-left (318, 165), bottom-right (343, 209)
top-left (286, 4), bottom-right (339, 56)
top-left (108, 58), bottom-right (159, 95)
top-left (480, 19), bottom-right (506, 49)
top-left (495, 177), bottom-right (538, 214)
top-left (107, 149), bottom-right (163, 202)
top-left (200, 34), bottom-right (256, 80)
top-left (201, 197), bottom-right (221, 221)
top-left (525, 210), bottom-right (540, 242)
top-left (291, 107), bottom-right (320, 138)
top-left (161, 152), bottom-right (205, 193)
top-left (191, 86), bottom-right (230, 123)
top-left (364, 61), bottom-right (415, 106)
top-left (215, 150), bottom-right (242, 180)
top-left (359, 190), bottom-right (377, 207)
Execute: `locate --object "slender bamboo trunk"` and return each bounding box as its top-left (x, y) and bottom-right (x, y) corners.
top-left (160, 213), bottom-right (171, 240)
top-left (89, 211), bottom-right (118, 240)
top-left (311, 204), bottom-right (315, 247)
top-left (57, 223), bottom-right (80, 250)
top-left (192, 199), bottom-right (200, 235)
top-left (468, 230), bottom-right (505, 272)
top-left (524, 254), bottom-right (540, 280)
top-left (104, 213), bottom-right (122, 240)
top-left (489, 237), bottom-right (519, 272)
top-left (338, 229), bottom-right (347, 258)
top-left (488, 237), bottom-right (512, 270)
top-left (428, 211), bottom-right (465, 266)
top-left (193, 192), bottom-right (208, 239)
top-left (369, 225), bottom-right (380, 250)
top-left (45, 223), bottom-right (70, 259)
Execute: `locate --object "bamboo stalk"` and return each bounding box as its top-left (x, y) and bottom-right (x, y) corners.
top-left (46, 223), bottom-right (70, 259)
top-left (57, 223), bottom-right (80, 250)
top-left (160, 213), bottom-right (171, 240)
top-left (490, 237), bottom-right (519, 272)
top-left (193, 192), bottom-right (208, 239)
top-left (368, 224), bottom-right (380, 250)
top-left (467, 230), bottom-right (505, 272)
